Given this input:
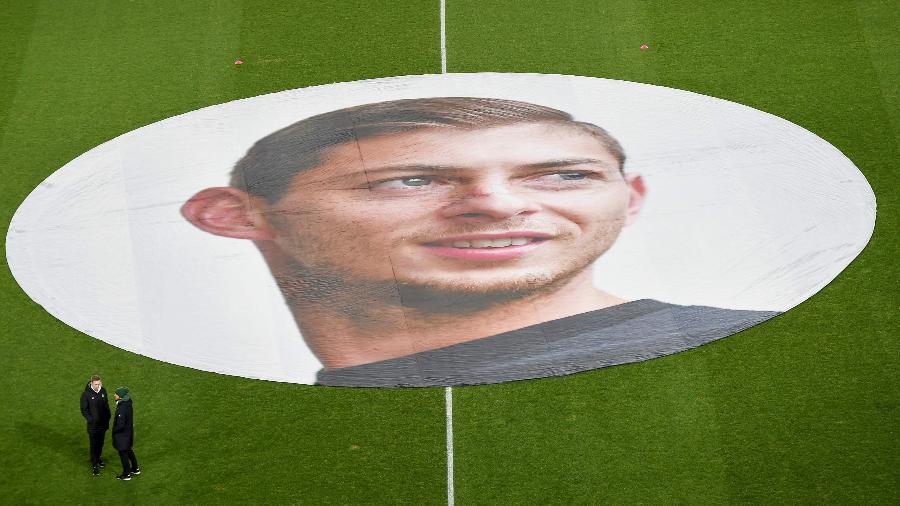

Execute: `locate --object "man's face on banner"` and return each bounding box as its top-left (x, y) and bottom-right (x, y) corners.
top-left (262, 122), bottom-right (644, 297)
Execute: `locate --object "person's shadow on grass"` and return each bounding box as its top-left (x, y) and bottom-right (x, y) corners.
top-left (17, 421), bottom-right (87, 466)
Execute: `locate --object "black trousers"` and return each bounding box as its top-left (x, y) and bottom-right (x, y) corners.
top-left (118, 449), bottom-right (139, 475)
top-left (87, 430), bottom-right (106, 466)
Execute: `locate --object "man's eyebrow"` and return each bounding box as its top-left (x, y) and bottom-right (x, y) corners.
top-left (518, 158), bottom-right (616, 170)
top-left (299, 165), bottom-right (460, 189)
top-left (360, 164), bottom-right (462, 176)
top-left (361, 158), bottom-right (615, 175)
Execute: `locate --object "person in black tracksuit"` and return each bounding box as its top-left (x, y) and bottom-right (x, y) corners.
top-left (112, 387), bottom-right (140, 480)
top-left (80, 375), bottom-right (111, 476)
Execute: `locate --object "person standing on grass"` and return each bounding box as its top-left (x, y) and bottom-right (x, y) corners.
top-left (80, 375), bottom-right (111, 476)
top-left (112, 387), bottom-right (140, 481)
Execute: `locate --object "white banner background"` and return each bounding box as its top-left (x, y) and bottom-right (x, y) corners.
top-left (6, 74), bottom-right (876, 384)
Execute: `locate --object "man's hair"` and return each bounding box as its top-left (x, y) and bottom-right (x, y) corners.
top-left (90, 375), bottom-right (101, 382)
top-left (230, 97), bottom-right (627, 203)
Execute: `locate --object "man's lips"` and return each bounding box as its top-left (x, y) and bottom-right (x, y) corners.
top-left (421, 232), bottom-right (552, 260)
top-left (424, 231), bottom-right (554, 247)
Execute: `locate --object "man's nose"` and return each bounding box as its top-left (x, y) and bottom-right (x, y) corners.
top-left (439, 183), bottom-right (540, 221)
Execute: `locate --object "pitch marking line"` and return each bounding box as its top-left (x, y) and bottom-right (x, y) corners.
top-left (441, 3), bottom-right (453, 505)
top-left (440, 0), bottom-right (447, 73)
top-left (446, 386), bottom-right (455, 506)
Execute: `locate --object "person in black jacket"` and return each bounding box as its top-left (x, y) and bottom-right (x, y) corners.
top-left (80, 375), bottom-right (111, 476)
top-left (112, 387), bottom-right (140, 480)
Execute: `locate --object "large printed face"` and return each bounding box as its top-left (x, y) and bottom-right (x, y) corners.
top-left (263, 122), bottom-right (644, 297)
top-left (8, 74), bottom-right (873, 385)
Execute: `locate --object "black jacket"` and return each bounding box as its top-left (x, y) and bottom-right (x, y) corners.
top-left (80, 382), bottom-right (111, 433)
top-left (112, 399), bottom-right (134, 451)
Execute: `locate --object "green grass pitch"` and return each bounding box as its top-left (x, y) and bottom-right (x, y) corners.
top-left (0, 1), bottom-right (896, 504)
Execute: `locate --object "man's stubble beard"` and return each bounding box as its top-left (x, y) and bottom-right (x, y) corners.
top-left (275, 257), bottom-right (594, 315)
top-left (272, 243), bottom-right (614, 317)
top-left (268, 216), bottom-right (625, 316)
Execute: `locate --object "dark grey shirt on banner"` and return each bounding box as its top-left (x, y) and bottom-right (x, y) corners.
top-left (316, 299), bottom-right (779, 387)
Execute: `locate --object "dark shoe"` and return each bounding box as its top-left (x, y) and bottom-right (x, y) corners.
top-left (98, 459), bottom-right (106, 468)
top-left (130, 468), bottom-right (141, 475)
top-left (92, 466), bottom-right (100, 476)
top-left (116, 474), bottom-right (131, 481)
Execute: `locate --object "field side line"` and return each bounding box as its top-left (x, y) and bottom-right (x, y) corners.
top-left (440, 0), bottom-right (447, 73)
top-left (442, 3), bottom-right (451, 504)
top-left (445, 386), bottom-right (455, 506)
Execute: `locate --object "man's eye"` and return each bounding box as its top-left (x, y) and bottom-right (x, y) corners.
top-left (399, 177), bottom-right (433, 186)
top-left (372, 176), bottom-right (436, 190)
top-left (556, 172), bottom-right (588, 181)
top-left (537, 172), bottom-right (589, 182)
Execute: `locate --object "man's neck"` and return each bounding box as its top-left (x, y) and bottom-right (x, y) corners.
top-left (292, 271), bottom-right (626, 369)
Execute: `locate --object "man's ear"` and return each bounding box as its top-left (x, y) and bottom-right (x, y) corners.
top-left (180, 187), bottom-right (276, 240)
top-left (623, 173), bottom-right (646, 226)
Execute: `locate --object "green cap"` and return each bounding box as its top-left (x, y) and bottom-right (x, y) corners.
top-left (115, 387), bottom-right (130, 401)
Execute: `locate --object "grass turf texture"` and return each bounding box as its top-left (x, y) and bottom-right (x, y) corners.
top-left (0, 0), bottom-right (896, 504)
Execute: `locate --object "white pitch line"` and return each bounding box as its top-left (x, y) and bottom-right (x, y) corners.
top-left (440, 0), bottom-right (447, 73)
top-left (441, 3), bottom-right (452, 505)
top-left (441, 4), bottom-right (452, 505)
top-left (445, 386), bottom-right (455, 506)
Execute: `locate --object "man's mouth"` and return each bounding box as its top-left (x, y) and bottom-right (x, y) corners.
top-left (421, 232), bottom-right (552, 260)
top-left (430, 237), bottom-right (544, 248)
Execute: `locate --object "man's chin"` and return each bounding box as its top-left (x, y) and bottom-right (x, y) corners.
top-left (393, 273), bottom-right (568, 313)
top-left (275, 256), bottom-right (593, 313)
